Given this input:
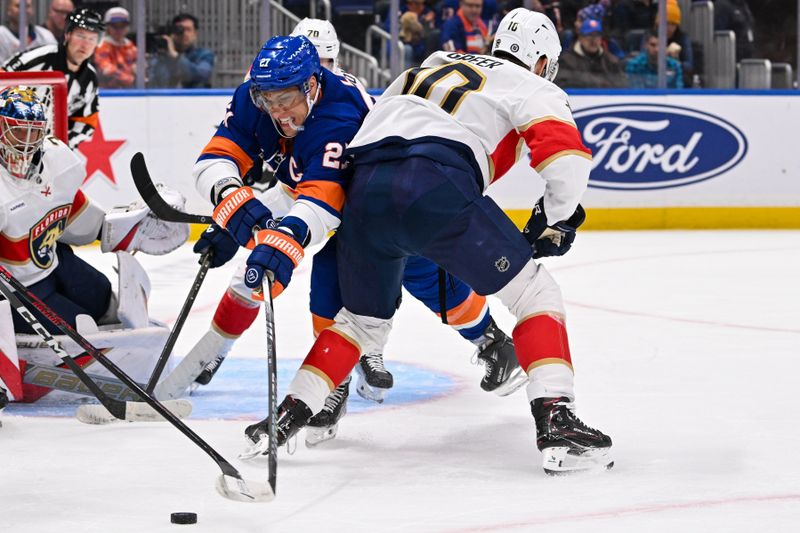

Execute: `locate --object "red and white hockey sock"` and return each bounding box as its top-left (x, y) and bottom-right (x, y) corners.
top-left (287, 329), bottom-right (361, 414)
top-left (212, 289), bottom-right (260, 337)
top-left (513, 312), bottom-right (575, 402)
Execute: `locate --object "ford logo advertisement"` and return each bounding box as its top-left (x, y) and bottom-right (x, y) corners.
top-left (574, 104), bottom-right (748, 190)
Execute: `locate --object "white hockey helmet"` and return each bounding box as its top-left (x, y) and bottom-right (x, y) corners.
top-left (291, 18), bottom-right (340, 70)
top-left (492, 8), bottom-right (562, 82)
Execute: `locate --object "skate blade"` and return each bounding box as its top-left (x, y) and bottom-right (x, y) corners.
top-left (215, 474), bottom-right (274, 503)
top-left (542, 446), bottom-right (614, 475)
top-left (491, 368), bottom-right (529, 397)
top-left (305, 424), bottom-right (338, 447)
top-left (238, 436), bottom-right (271, 461)
top-left (355, 381), bottom-right (388, 404)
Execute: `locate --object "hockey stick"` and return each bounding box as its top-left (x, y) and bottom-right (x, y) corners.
top-left (0, 270), bottom-right (190, 423)
top-left (22, 360), bottom-right (142, 401)
top-left (144, 251), bottom-right (212, 393)
top-left (130, 152), bottom-right (212, 224)
top-left (0, 266), bottom-right (273, 502)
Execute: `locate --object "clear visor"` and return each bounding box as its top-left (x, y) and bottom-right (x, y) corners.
top-left (0, 116), bottom-right (47, 180)
top-left (249, 85), bottom-right (306, 115)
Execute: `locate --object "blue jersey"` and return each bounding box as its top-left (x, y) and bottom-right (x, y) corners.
top-left (194, 68), bottom-right (373, 245)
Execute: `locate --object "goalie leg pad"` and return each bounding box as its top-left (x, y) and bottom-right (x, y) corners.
top-left (0, 300), bottom-right (23, 401)
top-left (115, 251), bottom-right (151, 329)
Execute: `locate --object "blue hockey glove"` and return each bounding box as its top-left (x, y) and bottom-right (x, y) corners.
top-left (212, 186), bottom-right (275, 247)
top-left (193, 224), bottom-right (239, 268)
top-left (244, 228), bottom-right (304, 298)
top-left (522, 197), bottom-right (586, 259)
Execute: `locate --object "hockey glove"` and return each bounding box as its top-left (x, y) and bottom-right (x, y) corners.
top-left (193, 224), bottom-right (239, 268)
top-left (244, 228), bottom-right (304, 298)
top-left (522, 197), bottom-right (586, 259)
top-left (212, 186), bottom-right (276, 248)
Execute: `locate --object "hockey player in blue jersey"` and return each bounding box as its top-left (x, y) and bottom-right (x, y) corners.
top-left (189, 34), bottom-right (526, 446)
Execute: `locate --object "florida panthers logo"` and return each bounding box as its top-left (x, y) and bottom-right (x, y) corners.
top-left (29, 205), bottom-right (70, 269)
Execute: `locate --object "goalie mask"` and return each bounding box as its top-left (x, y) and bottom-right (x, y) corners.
top-left (492, 8), bottom-right (561, 82)
top-left (0, 87), bottom-right (47, 181)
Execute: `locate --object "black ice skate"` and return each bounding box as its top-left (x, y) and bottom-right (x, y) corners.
top-left (239, 396), bottom-right (312, 460)
top-left (305, 376), bottom-right (351, 447)
top-left (355, 353), bottom-right (393, 403)
top-left (531, 396), bottom-right (613, 475)
top-left (194, 352), bottom-right (227, 385)
top-left (474, 319), bottom-right (528, 396)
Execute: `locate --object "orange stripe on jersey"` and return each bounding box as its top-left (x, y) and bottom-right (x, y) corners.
top-left (295, 180), bottom-right (345, 213)
top-left (521, 118), bottom-right (592, 172)
top-left (72, 112), bottom-right (99, 129)
top-left (312, 314), bottom-right (335, 338)
top-left (438, 292), bottom-right (487, 326)
top-left (68, 189), bottom-right (88, 222)
top-left (512, 312), bottom-right (573, 373)
top-left (490, 129), bottom-right (526, 183)
top-left (201, 136), bottom-right (254, 177)
top-left (0, 232), bottom-right (30, 264)
top-left (301, 328), bottom-right (361, 390)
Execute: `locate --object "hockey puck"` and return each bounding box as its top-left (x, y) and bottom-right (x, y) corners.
top-left (170, 512), bottom-right (197, 525)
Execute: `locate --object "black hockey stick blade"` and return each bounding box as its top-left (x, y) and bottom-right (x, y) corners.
top-left (0, 265), bottom-right (269, 502)
top-left (130, 152), bottom-right (213, 224)
top-left (145, 250), bottom-right (212, 393)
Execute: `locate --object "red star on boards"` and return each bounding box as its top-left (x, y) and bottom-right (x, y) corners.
top-left (76, 120), bottom-right (126, 185)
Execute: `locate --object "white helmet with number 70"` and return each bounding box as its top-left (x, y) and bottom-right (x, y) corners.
top-left (492, 8), bottom-right (562, 82)
top-left (291, 18), bottom-right (341, 71)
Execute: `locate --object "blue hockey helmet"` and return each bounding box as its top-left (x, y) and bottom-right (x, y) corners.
top-left (248, 35), bottom-right (321, 105)
top-left (0, 87), bottom-right (47, 180)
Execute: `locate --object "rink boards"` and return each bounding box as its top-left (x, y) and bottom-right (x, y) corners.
top-left (80, 89), bottom-right (800, 231)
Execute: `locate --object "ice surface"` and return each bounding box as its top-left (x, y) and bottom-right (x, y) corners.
top-left (2, 231), bottom-right (799, 532)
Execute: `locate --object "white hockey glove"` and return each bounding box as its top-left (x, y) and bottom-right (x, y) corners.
top-left (101, 184), bottom-right (190, 255)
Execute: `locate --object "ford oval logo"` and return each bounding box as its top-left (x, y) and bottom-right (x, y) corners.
top-left (573, 104), bottom-right (748, 190)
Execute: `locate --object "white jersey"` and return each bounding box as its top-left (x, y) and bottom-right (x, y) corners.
top-left (349, 51), bottom-right (593, 224)
top-left (0, 137), bottom-right (104, 286)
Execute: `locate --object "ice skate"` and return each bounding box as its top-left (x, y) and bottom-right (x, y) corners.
top-left (192, 330), bottom-right (235, 386)
top-left (305, 376), bottom-right (351, 447)
top-left (531, 396), bottom-right (613, 475)
top-left (240, 396), bottom-right (312, 460)
top-left (355, 353), bottom-right (393, 403)
top-left (474, 319), bottom-right (528, 396)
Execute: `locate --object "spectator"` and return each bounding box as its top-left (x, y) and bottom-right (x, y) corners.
top-left (148, 13), bottom-right (214, 88)
top-left (610, 0), bottom-right (656, 36)
top-left (399, 11), bottom-right (426, 65)
top-left (557, 18), bottom-right (627, 88)
top-left (45, 0), bottom-right (74, 42)
top-left (626, 31), bottom-right (684, 88)
top-left (94, 7), bottom-right (136, 88)
top-left (0, 0), bottom-right (56, 63)
top-left (563, 3), bottom-right (625, 59)
top-left (441, 0), bottom-right (489, 53)
top-left (713, 0), bottom-right (756, 61)
top-left (404, 0), bottom-right (437, 30)
top-left (656, 0), bottom-right (694, 81)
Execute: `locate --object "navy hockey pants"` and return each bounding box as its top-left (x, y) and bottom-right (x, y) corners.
top-left (336, 154), bottom-right (533, 320)
top-left (12, 244), bottom-right (112, 335)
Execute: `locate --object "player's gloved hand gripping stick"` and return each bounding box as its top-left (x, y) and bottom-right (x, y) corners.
top-left (523, 197), bottom-right (586, 258)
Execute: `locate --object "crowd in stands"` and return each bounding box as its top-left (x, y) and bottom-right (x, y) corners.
top-left (0, 2), bottom-right (214, 90)
top-left (382, 0), bottom-right (764, 89)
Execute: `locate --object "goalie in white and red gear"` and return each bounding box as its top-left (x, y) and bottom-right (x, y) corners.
top-left (0, 86), bottom-right (188, 402)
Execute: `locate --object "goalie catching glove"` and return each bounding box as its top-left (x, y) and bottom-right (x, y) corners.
top-left (522, 197), bottom-right (586, 258)
top-left (100, 184), bottom-right (190, 255)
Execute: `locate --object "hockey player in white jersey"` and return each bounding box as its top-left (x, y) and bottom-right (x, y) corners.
top-left (249, 9), bottom-right (613, 475)
top-left (0, 87), bottom-right (189, 406)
